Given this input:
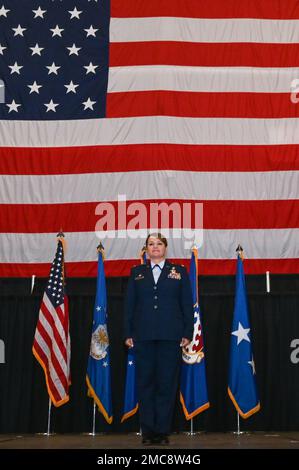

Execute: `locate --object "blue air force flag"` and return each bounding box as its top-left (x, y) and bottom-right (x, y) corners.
top-left (86, 248), bottom-right (113, 424)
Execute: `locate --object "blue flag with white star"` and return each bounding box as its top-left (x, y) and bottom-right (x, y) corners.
top-left (121, 248), bottom-right (146, 422)
top-left (228, 255), bottom-right (260, 418)
top-left (86, 249), bottom-right (113, 424)
top-left (121, 346), bottom-right (138, 422)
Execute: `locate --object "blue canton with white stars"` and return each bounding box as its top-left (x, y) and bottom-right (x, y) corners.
top-left (0, 0), bottom-right (110, 119)
top-left (47, 240), bottom-right (65, 306)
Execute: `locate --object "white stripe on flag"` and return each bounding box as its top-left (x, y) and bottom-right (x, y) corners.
top-left (1, 170), bottom-right (298, 203)
top-left (110, 18), bottom-right (299, 44)
top-left (108, 65), bottom-right (299, 93)
top-left (1, 117), bottom-right (299, 147)
top-left (1, 229), bottom-right (299, 263)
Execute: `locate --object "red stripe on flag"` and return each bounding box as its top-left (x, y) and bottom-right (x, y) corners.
top-left (1, 200), bottom-right (299, 232)
top-left (3, 258), bottom-right (299, 277)
top-left (32, 341), bottom-right (63, 403)
top-left (107, 91), bottom-right (299, 119)
top-left (39, 303), bottom-right (69, 376)
top-left (111, 0), bottom-right (299, 19)
top-left (1, 144), bottom-right (298, 175)
top-left (110, 42), bottom-right (299, 68)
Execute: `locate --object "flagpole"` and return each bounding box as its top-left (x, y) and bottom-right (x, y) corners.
top-left (31, 274), bottom-right (36, 294)
top-left (83, 401), bottom-right (104, 436)
top-left (233, 411), bottom-right (244, 435)
top-left (266, 271), bottom-right (270, 293)
top-left (190, 418), bottom-right (195, 436)
top-left (46, 397), bottom-right (52, 435)
top-left (92, 401), bottom-right (96, 436)
top-left (184, 417), bottom-right (202, 436)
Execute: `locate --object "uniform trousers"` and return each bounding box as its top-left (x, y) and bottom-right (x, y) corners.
top-left (134, 340), bottom-right (181, 436)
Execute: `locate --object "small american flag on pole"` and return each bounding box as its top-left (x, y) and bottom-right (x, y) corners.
top-left (32, 234), bottom-right (71, 407)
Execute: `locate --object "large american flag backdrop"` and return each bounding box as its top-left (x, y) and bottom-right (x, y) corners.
top-left (0, 0), bottom-right (299, 277)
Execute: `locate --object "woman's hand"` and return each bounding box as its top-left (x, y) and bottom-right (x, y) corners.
top-left (180, 337), bottom-right (191, 347)
top-left (125, 338), bottom-right (134, 348)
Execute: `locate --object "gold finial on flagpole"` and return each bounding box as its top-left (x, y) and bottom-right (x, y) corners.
top-left (57, 230), bottom-right (67, 252)
top-left (236, 244), bottom-right (244, 260)
top-left (97, 242), bottom-right (105, 259)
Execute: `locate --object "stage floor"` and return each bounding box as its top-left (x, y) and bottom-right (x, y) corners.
top-left (0, 432), bottom-right (299, 449)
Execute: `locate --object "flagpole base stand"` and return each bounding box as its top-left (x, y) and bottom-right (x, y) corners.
top-left (183, 431), bottom-right (203, 436)
top-left (232, 431), bottom-right (247, 435)
top-left (36, 432), bottom-right (56, 437)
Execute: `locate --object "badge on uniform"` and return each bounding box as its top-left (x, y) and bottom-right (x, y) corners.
top-left (168, 267), bottom-right (181, 280)
top-left (135, 273), bottom-right (144, 280)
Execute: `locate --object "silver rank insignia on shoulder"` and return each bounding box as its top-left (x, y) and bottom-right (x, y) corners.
top-left (135, 273), bottom-right (145, 280)
top-left (168, 267), bottom-right (181, 280)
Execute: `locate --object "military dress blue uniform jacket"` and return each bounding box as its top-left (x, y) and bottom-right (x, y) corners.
top-left (124, 261), bottom-right (194, 341)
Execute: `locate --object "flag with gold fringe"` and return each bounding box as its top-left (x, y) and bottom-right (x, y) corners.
top-left (228, 249), bottom-right (260, 418)
top-left (121, 245), bottom-right (146, 422)
top-left (32, 233), bottom-right (71, 407)
top-left (86, 245), bottom-right (113, 424)
top-left (180, 247), bottom-right (210, 419)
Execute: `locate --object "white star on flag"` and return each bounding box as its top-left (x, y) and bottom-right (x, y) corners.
top-left (50, 25), bottom-right (64, 37)
top-left (6, 100), bottom-right (21, 113)
top-left (12, 24), bottom-right (26, 36)
top-left (83, 97), bottom-right (96, 110)
top-left (231, 322), bottom-right (250, 345)
top-left (28, 81), bottom-right (42, 94)
top-left (30, 44), bottom-right (44, 56)
top-left (9, 62), bottom-right (23, 74)
top-left (46, 62), bottom-right (61, 75)
top-left (67, 44), bottom-right (81, 56)
top-left (0, 5), bottom-right (10, 17)
top-left (44, 99), bottom-right (59, 112)
top-left (84, 62), bottom-right (98, 74)
top-left (68, 7), bottom-right (82, 19)
top-left (32, 7), bottom-right (46, 19)
top-left (84, 25), bottom-right (99, 37)
top-left (64, 81), bottom-right (79, 94)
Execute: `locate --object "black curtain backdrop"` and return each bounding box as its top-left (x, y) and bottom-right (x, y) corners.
top-left (0, 275), bottom-right (299, 433)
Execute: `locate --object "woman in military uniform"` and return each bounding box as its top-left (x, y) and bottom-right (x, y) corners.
top-left (124, 233), bottom-right (194, 445)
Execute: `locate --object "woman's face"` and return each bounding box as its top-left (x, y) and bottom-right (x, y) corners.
top-left (146, 236), bottom-right (167, 261)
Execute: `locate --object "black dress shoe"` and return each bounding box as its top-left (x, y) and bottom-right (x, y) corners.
top-left (153, 434), bottom-right (169, 445)
top-left (142, 435), bottom-right (153, 445)
top-left (159, 435), bottom-right (169, 445)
